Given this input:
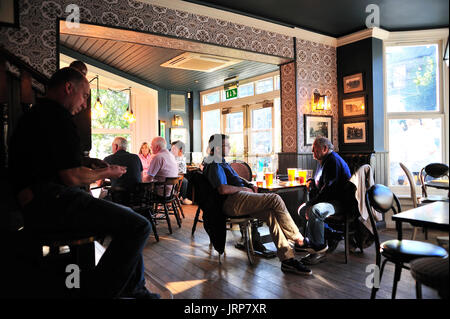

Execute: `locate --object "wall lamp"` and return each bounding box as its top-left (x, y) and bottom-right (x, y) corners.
top-left (172, 114), bottom-right (184, 127)
top-left (311, 90), bottom-right (330, 112)
top-left (109, 87), bottom-right (136, 124)
top-left (89, 75), bottom-right (105, 119)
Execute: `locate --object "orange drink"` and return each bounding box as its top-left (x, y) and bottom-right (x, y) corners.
top-left (256, 180), bottom-right (264, 187)
top-left (298, 170), bottom-right (307, 185)
top-left (264, 172), bottom-right (274, 187)
top-left (287, 168), bottom-right (296, 182)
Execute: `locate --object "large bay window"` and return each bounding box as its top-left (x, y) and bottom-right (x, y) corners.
top-left (385, 39), bottom-right (447, 192)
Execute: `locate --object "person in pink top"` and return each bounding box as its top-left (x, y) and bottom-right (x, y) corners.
top-left (144, 137), bottom-right (178, 195)
top-left (138, 142), bottom-right (151, 179)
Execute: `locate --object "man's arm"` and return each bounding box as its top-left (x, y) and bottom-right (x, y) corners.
top-left (59, 165), bottom-right (126, 187)
top-left (82, 157), bottom-right (110, 169)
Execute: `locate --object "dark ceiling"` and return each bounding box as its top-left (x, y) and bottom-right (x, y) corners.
top-left (59, 34), bottom-right (279, 92)
top-left (185, 0), bottom-right (449, 37)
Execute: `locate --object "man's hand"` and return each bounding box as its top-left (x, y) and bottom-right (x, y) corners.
top-left (306, 179), bottom-right (314, 192)
top-left (109, 165), bottom-right (127, 179)
top-left (83, 157), bottom-right (110, 169)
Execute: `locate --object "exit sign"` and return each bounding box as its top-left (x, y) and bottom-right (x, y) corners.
top-left (225, 88), bottom-right (237, 99)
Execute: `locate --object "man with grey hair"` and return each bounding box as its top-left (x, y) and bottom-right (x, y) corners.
top-left (296, 136), bottom-right (351, 265)
top-left (103, 136), bottom-right (143, 202)
top-left (144, 137), bottom-right (178, 194)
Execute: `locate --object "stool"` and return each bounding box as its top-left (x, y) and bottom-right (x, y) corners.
top-left (410, 257), bottom-right (449, 299)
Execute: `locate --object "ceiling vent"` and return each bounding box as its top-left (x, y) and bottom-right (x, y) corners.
top-left (160, 52), bottom-right (241, 72)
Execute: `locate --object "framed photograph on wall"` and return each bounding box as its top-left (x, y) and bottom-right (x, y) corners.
top-left (159, 120), bottom-right (166, 139)
top-left (343, 121), bottom-right (367, 144)
top-left (168, 92), bottom-right (186, 112)
top-left (170, 127), bottom-right (188, 145)
top-left (343, 73), bottom-right (363, 93)
top-left (342, 96), bottom-right (366, 117)
top-left (0, 0), bottom-right (19, 28)
top-left (304, 114), bottom-right (332, 146)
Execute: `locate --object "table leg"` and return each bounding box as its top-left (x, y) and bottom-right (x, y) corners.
top-left (396, 220), bottom-right (403, 240)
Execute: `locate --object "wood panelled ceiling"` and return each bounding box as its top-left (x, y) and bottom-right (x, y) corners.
top-left (59, 34), bottom-right (279, 92)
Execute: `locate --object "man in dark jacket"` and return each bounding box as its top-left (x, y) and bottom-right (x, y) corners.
top-left (296, 137), bottom-right (351, 265)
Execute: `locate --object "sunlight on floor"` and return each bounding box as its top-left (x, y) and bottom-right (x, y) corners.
top-left (165, 279), bottom-right (208, 294)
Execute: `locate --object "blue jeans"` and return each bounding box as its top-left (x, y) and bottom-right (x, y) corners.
top-left (298, 202), bottom-right (338, 248)
top-left (23, 185), bottom-right (151, 298)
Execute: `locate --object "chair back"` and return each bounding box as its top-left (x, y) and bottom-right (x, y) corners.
top-left (399, 163), bottom-right (419, 208)
top-left (230, 160), bottom-right (252, 182)
top-left (420, 163), bottom-right (449, 197)
top-left (365, 184), bottom-right (401, 266)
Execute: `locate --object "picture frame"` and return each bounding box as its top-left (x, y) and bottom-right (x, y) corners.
top-left (168, 92), bottom-right (186, 112)
top-left (0, 0), bottom-right (19, 28)
top-left (159, 120), bottom-right (166, 139)
top-left (343, 73), bottom-right (363, 94)
top-left (170, 127), bottom-right (188, 145)
top-left (343, 121), bottom-right (367, 144)
top-left (304, 114), bottom-right (332, 146)
top-left (342, 95), bottom-right (366, 117)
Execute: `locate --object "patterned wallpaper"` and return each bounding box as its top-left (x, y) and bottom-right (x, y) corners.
top-left (296, 39), bottom-right (338, 152)
top-left (0, 0), bottom-right (294, 78)
top-left (0, 0), bottom-right (338, 151)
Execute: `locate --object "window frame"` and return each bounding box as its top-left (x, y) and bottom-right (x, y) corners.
top-left (384, 36), bottom-right (448, 196)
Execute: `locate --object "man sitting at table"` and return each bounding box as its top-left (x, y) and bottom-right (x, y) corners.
top-left (296, 137), bottom-right (351, 265)
top-left (203, 134), bottom-right (312, 276)
top-left (143, 137), bottom-right (178, 194)
top-left (102, 137), bottom-right (143, 204)
top-left (8, 67), bottom-right (157, 299)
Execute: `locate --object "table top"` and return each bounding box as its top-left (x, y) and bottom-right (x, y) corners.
top-left (252, 181), bottom-right (306, 193)
top-left (425, 179), bottom-right (449, 190)
top-left (392, 201), bottom-right (449, 230)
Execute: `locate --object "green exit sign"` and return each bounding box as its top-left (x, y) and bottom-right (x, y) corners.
top-left (225, 88), bottom-right (237, 99)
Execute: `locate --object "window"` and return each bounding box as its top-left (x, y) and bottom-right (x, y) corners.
top-left (202, 109), bottom-right (221, 154)
top-left (255, 77), bottom-right (273, 94)
top-left (225, 111), bottom-right (245, 158)
top-left (385, 42), bottom-right (445, 187)
top-left (91, 88), bottom-right (132, 160)
top-left (238, 82), bottom-right (254, 98)
top-left (203, 91), bottom-right (220, 105)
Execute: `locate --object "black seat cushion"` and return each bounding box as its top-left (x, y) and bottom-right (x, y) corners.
top-left (410, 257), bottom-right (449, 298)
top-left (381, 239), bottom-right (448, 263)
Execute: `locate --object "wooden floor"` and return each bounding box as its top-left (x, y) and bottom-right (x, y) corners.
top-left (141, 204), bottom-right (445, 299)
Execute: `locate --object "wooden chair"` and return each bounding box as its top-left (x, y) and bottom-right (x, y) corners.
top-left (410, 257), bottom-right (449, 299)
top-left (230, 160), bottom-right (253, 182)
top-left (173, 175), bottom-right (186, 219)
top-left (399, 162), bottom-right (425, 240)
top-left (419, 163), bottom-right (449, 203)
top-left (365, 184), bottom-right (448, 299)
top-left (145, 177), bottom-right (182, 235)
top-left (324, 180), bottom-right (360, 264)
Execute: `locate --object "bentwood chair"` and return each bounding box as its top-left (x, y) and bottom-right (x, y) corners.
top-left (419, 163), bottom-right (449, 203)
top-left (365, 184), bottom-right (448, 299)
top-left (410, 257), bottom-right (449, 299)
top-left (399, 163), bottom-right (425, 240)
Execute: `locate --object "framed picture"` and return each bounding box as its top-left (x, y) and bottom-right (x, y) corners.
top-left (304, 115), bottom-right (332, 146)
top-left (159, 120), bottom-right (166, 139)
top-left (343, 121), bottom-right (367, 144)
top-left (343, 73), bottom-right (363, 94)
top-left (0, 0), bottom-right (19, 28)
top-left (342, 96), bottom-right (366, 117)
top-left (170, 127), bottom-right (188, 145)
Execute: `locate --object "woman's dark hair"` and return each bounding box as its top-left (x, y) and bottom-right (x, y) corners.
top-left (208, 134), bottom-right (228, 155)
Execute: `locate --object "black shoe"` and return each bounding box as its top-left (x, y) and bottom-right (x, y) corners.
top-left (281, 258), bottom-right (312, 276)
top-left (301, 253), bottom-right (327, 265)
top-left (327, 238), bottom-right (340, 253)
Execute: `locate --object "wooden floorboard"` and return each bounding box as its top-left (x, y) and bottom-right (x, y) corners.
top-left (142, 204), bottom-right (445, 299)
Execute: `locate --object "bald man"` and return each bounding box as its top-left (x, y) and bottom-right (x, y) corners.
top-left (8, 67), bottom-right (157, 299)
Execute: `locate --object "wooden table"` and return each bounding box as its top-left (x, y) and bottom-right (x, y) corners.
top-left (392, 201), bottom-right (449, 240)
top-left (255, 180), bottom-right (306, 194)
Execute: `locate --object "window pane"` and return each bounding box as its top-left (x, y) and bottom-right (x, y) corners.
top-left (255, 77), bottom-right (274, 94)
top-left (251, 131), bottom-right (272, 154)
top-left (388, 118), bottom-right (442, 185)
top-left (228, 133), bottom-right (244, 156)
top-left (91, 89), bottom-right (130, 129)
top-left (274, 75), bottom-right (280, 90)
top-left (226, 112), bottom-right (244, 133)
top-left (386, 44), bottom-right (439, 112)
top-left (238, 83), bottom-right (254, 98)
top-left (203, 91), bottom-right (220, 105)
top-left (91, 133), bottom-right (131, 160)
top-left (251, 107), bottom-right (272, 130)
top-left (202, 109), bottom-right (221, 154)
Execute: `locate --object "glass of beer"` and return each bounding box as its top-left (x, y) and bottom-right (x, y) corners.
top-left (297, 169), bottom-right (307, 185)
top-left (265, 171), bottom-right (274, 187)
top-left (287, 168), bottom-right (296, 182)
